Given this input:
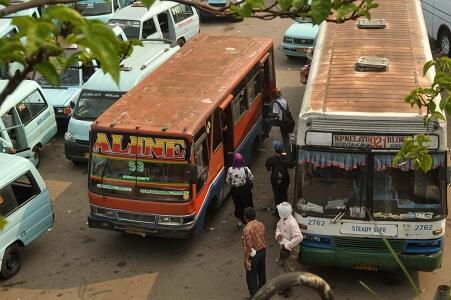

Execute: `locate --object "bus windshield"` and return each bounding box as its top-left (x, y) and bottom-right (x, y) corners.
top-left (295, 150), bottom-right (445, 221)
top-left (108, 19), bottom-right (140, 39)
top-left (89, 132), bottom-right (191, 202)
top-left (73, 90), bottom-right (125, 120)
top-left (76, 0), bottom-right (112, 16)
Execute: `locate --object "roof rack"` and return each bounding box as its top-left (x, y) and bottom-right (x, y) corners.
top-left (357, 19), bottom-right (386, 29)
top-left (355, 56), bottom-right (389, 72)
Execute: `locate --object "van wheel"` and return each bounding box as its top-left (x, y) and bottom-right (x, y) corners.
top-left (176, 38), bottom-right (186, 47)
top-left (32, 146), bottom-right (41, 168)
top-left (1, 244), bottom-right (22, 279)
top-left (438, 28), bottom-right (451, 56)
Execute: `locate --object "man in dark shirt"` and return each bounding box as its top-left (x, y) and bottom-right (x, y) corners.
top-left (242, 207), bottom-right (266, 298)
top-left (266, 141), bottom-right (293, 215)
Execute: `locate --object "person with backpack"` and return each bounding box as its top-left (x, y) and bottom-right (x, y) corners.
top-left (265, 141), bottom-right (293, 215)
top-left (270, 89), bottom-right (295, 160)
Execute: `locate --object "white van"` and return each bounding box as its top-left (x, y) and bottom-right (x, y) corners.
top-left (0, 80), bottom-right (57, 167)
top-left (0, 153), bottom-right (53, 279)
top-left (107, 1), bottom-right (199, 46)
top-left (421, 0), bottom-right (451, 56)
top-left (64, 39), bottom-right (180, 162)
top-left (73, 0), bottom-right (134, 23)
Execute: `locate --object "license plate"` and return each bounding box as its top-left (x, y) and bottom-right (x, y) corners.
top-left (353, 264), bottom-right (378, 271)
top-left (296, 48), bottom-right (306, 53)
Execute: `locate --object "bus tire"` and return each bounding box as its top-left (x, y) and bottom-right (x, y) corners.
top-left (32, 145), bottom-right (41, 168)
top-left (177, 38), bottom-right (186, 47)
top-left (1, 244), bottom-right (22, 279)
top-left (438, 27), bottom-right (451, 57)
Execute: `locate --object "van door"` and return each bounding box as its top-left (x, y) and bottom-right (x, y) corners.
top-left (1, 108), bottom-right (32, 157)
top-left (141, 16), bottom-right (162, 39)
top-left (0, 171), bottom-right (53, 246)
top-left (169, 4), bottom-right (199, 42)
top-left (157, 11), bottom-right (172, 40)
top-left (16, 89), bottom-right (53, 150)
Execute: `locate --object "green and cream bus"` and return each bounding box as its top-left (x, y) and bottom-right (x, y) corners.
top-left (294, 0), bottom-right (447, 271)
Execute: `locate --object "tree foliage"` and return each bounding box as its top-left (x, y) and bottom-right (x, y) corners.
top-left (396, 56), bottom-right (451, 172)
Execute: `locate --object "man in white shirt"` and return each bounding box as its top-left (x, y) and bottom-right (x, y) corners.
top-left (275, 202), bottom-right (303, 297)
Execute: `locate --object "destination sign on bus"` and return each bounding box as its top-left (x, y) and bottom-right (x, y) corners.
top-left (333, 134), bottom-right (409, 149)
top-left (93, 133), bottom-right (187, 159)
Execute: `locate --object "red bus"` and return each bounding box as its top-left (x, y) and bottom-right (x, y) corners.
top-left (87, 35), bottom-right (276, 238)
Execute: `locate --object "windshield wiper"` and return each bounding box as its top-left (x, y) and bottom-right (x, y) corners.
top-left (330, 209), bottom-right (346, 224)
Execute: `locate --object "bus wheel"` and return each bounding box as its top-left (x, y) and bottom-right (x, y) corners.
top-left (1, 244), bottom-right (22, 279)
top-left (438, 28), bottom-right (451, 57)
top-left (177, 38), bottom-right (186, 47)
top-left (32, 146), bottom-right (41, 168)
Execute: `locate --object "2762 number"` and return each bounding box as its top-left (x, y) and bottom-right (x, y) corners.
top-left (414, 225), bottom-right (433, 231)
top-left (308, 219), bottom-right (326, 226)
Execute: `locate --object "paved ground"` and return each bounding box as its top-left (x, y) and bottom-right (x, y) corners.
top-left (1, 16), bottom-right (450, 300)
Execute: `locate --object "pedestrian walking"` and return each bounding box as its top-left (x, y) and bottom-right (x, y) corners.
top-left (271, 89), bottom-right (295, 159)
top-left (242, 207), bottom-right (266, 299)
top-left (265, 141), bottom-right (292, 214)
top-left (226, 153), bottom-right (254, 227)
top-left (275, 202), bottom-right (303, 297)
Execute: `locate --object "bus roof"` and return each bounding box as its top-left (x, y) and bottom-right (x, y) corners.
top-left (93, 34), bottom-right (273, 137)
top-left (83, 40), bottom-right (179, 92)
top-left (303, 0), bottom-right (433, 115)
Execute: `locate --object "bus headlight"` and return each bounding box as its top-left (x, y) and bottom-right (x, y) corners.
top-left (158, 216), bottom-right (183, 225)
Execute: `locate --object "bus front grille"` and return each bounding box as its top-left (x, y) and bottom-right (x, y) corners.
top-left (334, 237), bottom-right (405, 253)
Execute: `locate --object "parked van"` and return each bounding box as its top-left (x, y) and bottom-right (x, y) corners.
top-left (421, 0), bottom-right (451, 56)
top-left (0, 80), bottom-right (57, 167)
top-left (74, 0), bottom-right (134, 23)
top-left (0, 153), bottom-right (54, 279)
top-left (107, 1), bottom-right (199, 45)
top-left (64, 39), bottom-right (179, 162)
top-left (37, 49), bottom-right (98, 132)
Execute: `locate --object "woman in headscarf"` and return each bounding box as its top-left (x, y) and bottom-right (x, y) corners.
top-left (226, 152), bottom-right (254, 227)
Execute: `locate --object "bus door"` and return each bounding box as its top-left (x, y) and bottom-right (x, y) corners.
top-left (260, 50), bottom-right (275, 118)
top-left (219, 95), bottom-right (235, 167)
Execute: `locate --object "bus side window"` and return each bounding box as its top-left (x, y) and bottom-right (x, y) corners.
top-left (246, 64), bottom-right (262, 106)
top-left (194, 138), bottom-right (209, 193)
top-left (231, 80), bottom-right (248, 125)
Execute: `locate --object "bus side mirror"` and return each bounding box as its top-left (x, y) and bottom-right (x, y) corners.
top-left (70, 101), bottom-right (75, 109)
top-left (186, 165), bottom-right (198, 184)
top-left (447, 166), bottom-right (451, 186)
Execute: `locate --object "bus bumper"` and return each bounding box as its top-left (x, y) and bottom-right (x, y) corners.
top-left (87, 213), bottom-right (197, 239)
top-left (299, 246), bottom-right (444, 272)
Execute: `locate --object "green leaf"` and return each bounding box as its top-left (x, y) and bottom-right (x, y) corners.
top-left (140, 0), bottom-right (156, 9)
top-left (311, 0), bottom-right (331, 24)
top-left (431, 111), bottom-right (446, 121)
top-left (336, 4), bottom-right (357, 21)
top-left (0, 0), bottom-right (10, 6)
top-left (439, 96), bottom-right (449, 110)
top-left (44, 6), bottom-right (85, 27)
top-left (0, 216), bottom-right (7, 231)
top-left (420, 154), bottom-right (432, 173)
top-left (423, 60), bottom-right (436, 76)
top-left (278, 0), bottom-right (293, 10)
top-left (35, 61), bottom-right (59, 86)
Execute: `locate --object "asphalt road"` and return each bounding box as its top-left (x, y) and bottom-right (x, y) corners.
top-left (1, 16), bottom-right (450, 300)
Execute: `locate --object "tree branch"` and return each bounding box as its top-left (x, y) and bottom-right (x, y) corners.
top-left (0, 0), bottom-right (79, 17)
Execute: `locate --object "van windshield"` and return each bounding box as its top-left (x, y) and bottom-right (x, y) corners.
top-left (108, 19), bottom-right (141, 39)
top-left (76, 0), bottom-right (112, 16)
top-left (73, 90), bottom-right (125, 121)
top-left (37, 69), bottom-right (80, 87)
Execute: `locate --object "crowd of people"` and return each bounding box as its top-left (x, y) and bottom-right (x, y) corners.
top-left (226, 91), bottom-right (303, 299)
